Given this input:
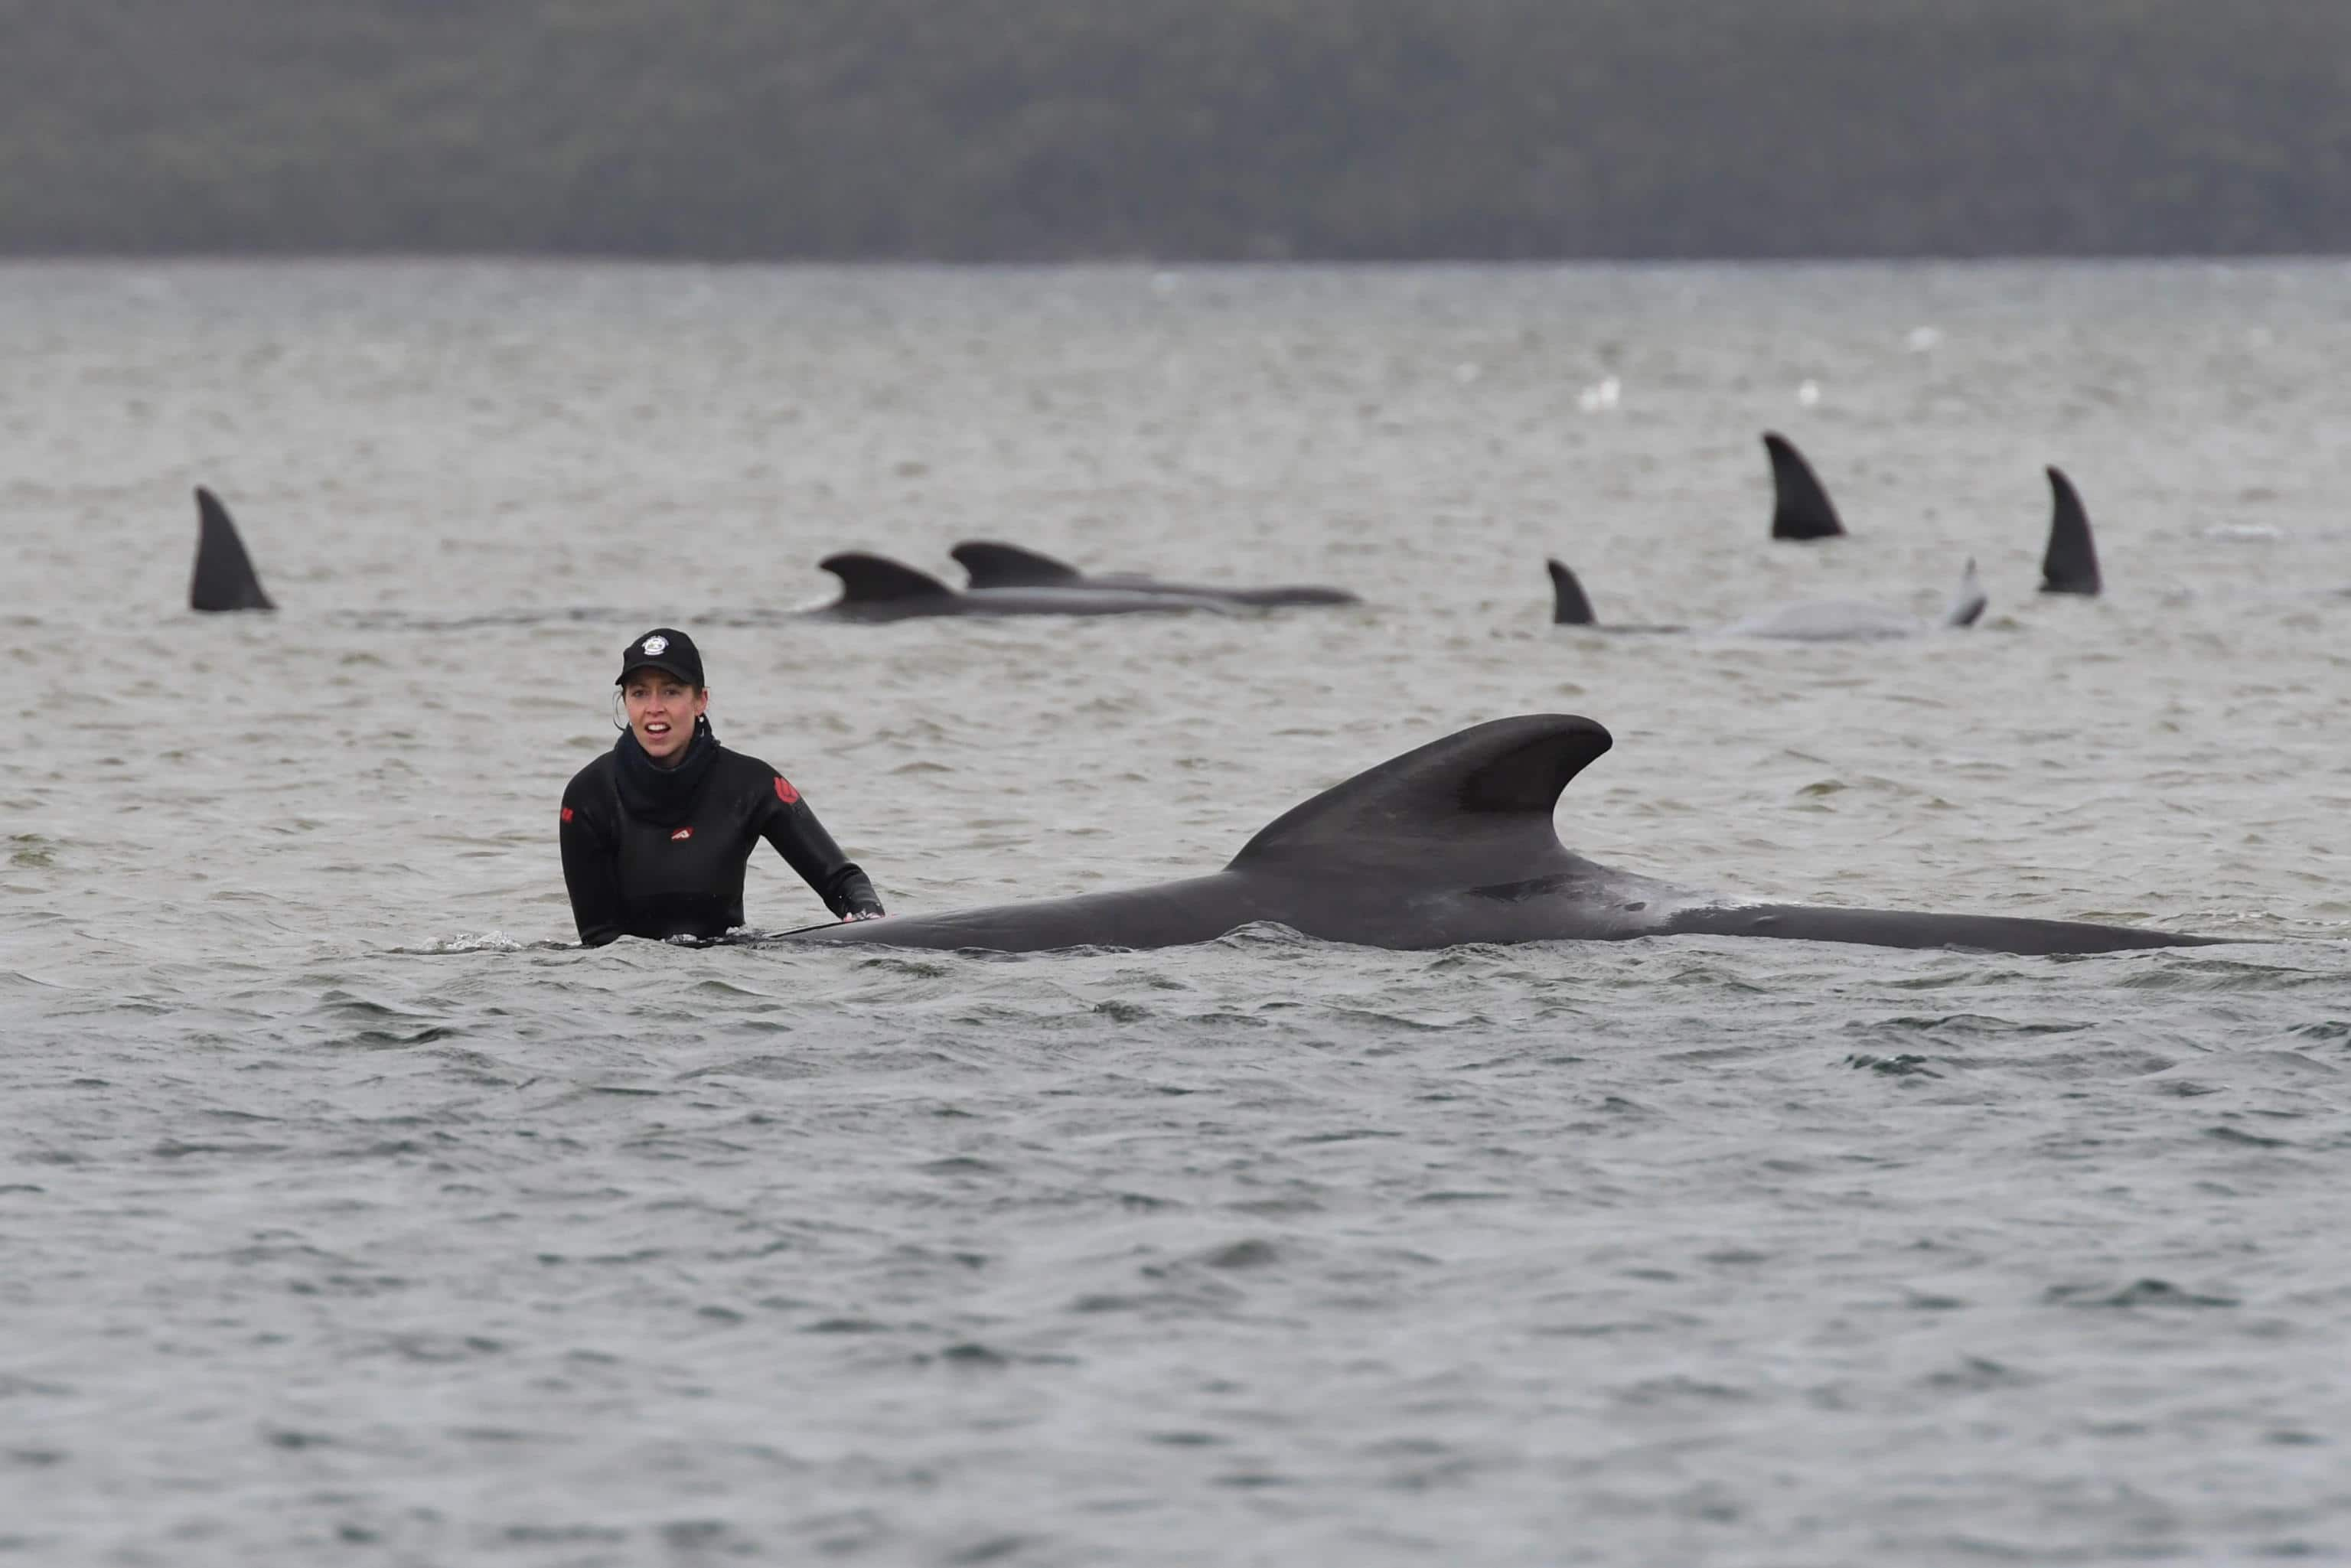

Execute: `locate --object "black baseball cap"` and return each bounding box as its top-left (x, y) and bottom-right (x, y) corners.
top-left (616, 628), bottom-right (704, 687)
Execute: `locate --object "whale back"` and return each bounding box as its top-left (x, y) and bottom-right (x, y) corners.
top-left (190, 487), bottom-right (275, 612)
top-left (791, 711), bottom-right (2216, 957)
top-left (2040, 467), bottom-right (2102, 595)
top-left (951, 541), bottom-right (1084, 589)
top-left (1764, 432), bottom-right (1846, 540)
top-left (1229, 714), bottom-right (1612, 882)
top-left (820, 552), bottom-right (957, 603)
top-left (1546, 559), bottom-right (1597, 626)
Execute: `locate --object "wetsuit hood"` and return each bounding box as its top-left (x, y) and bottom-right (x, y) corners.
top-left (613, 715), bottom-right (720, 826)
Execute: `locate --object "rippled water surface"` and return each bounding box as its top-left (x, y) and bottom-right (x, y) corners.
top-left (4, 261), bottom-right (2349, 1564)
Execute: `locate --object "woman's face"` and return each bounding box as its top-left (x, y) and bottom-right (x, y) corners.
top-left (621, 668), bottom-right (709, 766)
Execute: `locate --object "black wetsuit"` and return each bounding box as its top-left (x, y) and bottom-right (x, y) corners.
top-left (559, 721), bottom-right (882, 946)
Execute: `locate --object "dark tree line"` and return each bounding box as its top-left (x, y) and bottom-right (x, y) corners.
top-left (2, 0), bottom-right (2346, 259)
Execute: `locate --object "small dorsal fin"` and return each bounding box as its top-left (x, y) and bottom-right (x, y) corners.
top-left (1228, 715), bottom-right (1612, 879)
top-left (1942, 558), bottom-right (1987, 628)
top-left (1763, 432), bottom-right (1846, 540)
top-left (2040, 467), bottom-right (2102, 595)
top-left (1546, 559), bottom-right (1597, 626)
top-left (951, 540), bottom-right (1084, 589)
top-left (190, 487), bottom-right (275, 611)
top-left (820, 552), bottom-right (955, 602)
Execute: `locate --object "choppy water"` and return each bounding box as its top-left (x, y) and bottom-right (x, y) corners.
top-left (4, 260), bottom-right (2349, 1565)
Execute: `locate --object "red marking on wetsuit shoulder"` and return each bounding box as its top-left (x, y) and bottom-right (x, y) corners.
top-left (670, 826), bottom-right (693, 842)
top-left (561, 807), bottom-right (574, 823)
top-left (774, 776), bottom-right (801, 805)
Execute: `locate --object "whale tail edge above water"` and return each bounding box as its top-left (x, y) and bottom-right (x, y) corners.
top-left (1763, 431), bottom-right (1846, 540)
top-left (1942, 558), bottom-right (1987, 628)
top-left (951, 540), bottom-right (1084, 589)
top-left (190, 487), bottom-right (276, 612)
top-left (2040, 467), bottom-right (2103, 595)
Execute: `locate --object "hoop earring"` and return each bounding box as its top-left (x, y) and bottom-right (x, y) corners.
top-left (611, 691), bottom-right (627, 732)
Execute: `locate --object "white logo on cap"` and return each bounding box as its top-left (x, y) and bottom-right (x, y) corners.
top-left (641, 636), bottom-right (668, 656)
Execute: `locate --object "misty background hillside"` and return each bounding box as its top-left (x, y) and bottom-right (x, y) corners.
top-left (4, 0), bottom-right (2347, 260)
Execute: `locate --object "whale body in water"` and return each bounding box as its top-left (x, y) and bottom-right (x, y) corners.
top-left (950, 540), bottom-right (1360, 608)
top-left (789, 716), bottom-right (2218, 957)
top-left (1548, 559), bottom-right (1986, 641)
top-left (811, 553), bottom-right (1234, 621)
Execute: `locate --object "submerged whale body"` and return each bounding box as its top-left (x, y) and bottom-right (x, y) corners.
top-left (792, 716), bottom-right (2217, 957)
top-left (1545, 561), bottom-right (1687, 634)
top-left (1547, 559), bottom-right (1985, 641)
top-left (1765, 432), bottom-right (1846, 540)
top-left (2040, 467), bottom-right (2103, 595)
top-left (813, 553), bottom-right (1231, 621)
top-left (951, 540), bottom-right (1359, 607)
top-left (190, 487), bottom-right (274, 611)
top-left (1724, 559), bottom-right (1985, 640)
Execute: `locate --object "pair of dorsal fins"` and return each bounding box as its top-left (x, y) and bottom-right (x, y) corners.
top-left (1767, 432), bottom-right (2102, 595)
top-left (820, 542), bottom-right (1081, 602)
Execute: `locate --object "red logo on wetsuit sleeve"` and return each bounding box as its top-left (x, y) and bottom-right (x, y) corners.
top-left (561, 807), bottom-right (574, 823)
top-left (774, 777), bottom-right (801, 805)
top-left (670, 826), bottom-right (693, 842)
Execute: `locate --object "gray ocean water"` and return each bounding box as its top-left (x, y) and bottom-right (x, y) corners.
top-left (3, 260), bottom-right (2349, 1565)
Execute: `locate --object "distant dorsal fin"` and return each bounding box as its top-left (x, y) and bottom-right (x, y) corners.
top-left (1546, 559), bottom-right (1597, 626)
top-left (2040, 467), bottom-right (2102, 595)
top-left (1763, 432), bottom-right (1846, 540)
top-left (1228, 715), bottom-right (1612, 879)
top-left (820, 552), bottom-right (955, 602)
top-left (951, 540), bottom-right (1084, 589)
top-left (1942, 558), bottom-right (1987, 628)
top-left (190, 487), bottom-right (275, 611)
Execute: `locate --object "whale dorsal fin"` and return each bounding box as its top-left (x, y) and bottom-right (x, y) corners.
top-left (1763, 432), bottom-right (1845, 540)
top-left (820, 552), bottom-right (955, 602)
top-left (951, 540), bottom-right (1084, 589)
top-left (1942, 558), bottom-right (1987, 628)
top-left (2040, 467), bottom-right (2102, 595)
top-left (190, 487), bottom-right (275, 611)
top-left (1546, 559), bottom-right (1597, 626)
top-left (1228, 715), bottom-right (1612, 879)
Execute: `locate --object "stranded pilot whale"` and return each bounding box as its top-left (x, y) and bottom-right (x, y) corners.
top-left (951, 540), bottom-right (1360, 608)
top-left (791, 716), bottom-right (2218, 957)
top-left (2040, 467), bottom-right (2102, 595)
top-left (813, 553), bottom-right (1234, 621)
top-left (1548, 559), bottom-right (1986, 641)
top-left (190, 487), bottom-right (274, 611)
top-left (1766, 432), bottom-right (1846, 540)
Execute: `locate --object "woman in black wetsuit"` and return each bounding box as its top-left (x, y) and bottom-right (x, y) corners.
top-left (559, 628), bottom-right (885, 945)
